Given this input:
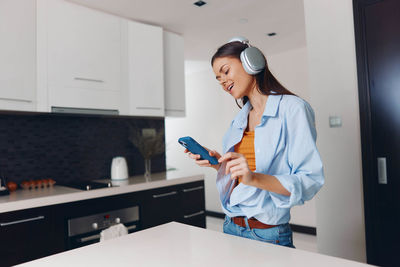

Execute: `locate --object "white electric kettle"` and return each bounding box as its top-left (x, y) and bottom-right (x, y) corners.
top-left (111, 157), bottom-right (129, 180)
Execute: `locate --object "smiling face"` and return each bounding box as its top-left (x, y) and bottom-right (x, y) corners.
top-left (212, 57), bottom-right (256, 99)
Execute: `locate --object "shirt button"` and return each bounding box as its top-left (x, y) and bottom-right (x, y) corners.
top-left (256, 149), bottom-right (260, 153)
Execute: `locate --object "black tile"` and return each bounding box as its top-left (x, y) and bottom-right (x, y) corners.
top-left (0, 112), bottom-right (166, 184)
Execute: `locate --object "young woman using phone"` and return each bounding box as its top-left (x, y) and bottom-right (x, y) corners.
top-left (185, 37), bottom-right (324, 248)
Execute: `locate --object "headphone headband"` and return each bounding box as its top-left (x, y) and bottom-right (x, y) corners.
top-left (228, 36), bottom-right (249, 45)
top-left (226, 36), bottom-right (265, 75)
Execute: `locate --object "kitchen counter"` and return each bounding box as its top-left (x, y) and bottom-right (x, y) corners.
top-left (0, 171), bottom-right (204, 213)
top-left (18, 222), bottom-right (374, 267)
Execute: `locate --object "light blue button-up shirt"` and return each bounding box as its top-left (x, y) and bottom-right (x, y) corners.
top-left (216, 94), bottom-right (324, 225)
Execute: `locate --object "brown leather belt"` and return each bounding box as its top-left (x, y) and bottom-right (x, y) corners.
top-left (232, 216), bottom-right (277, 229)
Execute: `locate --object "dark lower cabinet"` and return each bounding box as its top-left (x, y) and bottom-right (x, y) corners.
top-left (0, 180), bottom-right (205, 266)
top-left (179, 182), bottom-right (206, 228)
top-left (141, 185), bottom-right (181, 228)
top-left (180, 213), bottom-right (206, 228)
top-left (0, 206), bottom-right (63, 267)
top-left (141, 181), bottom-right (206, 229)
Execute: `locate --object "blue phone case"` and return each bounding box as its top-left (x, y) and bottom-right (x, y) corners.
top-left (178, 136), bottom-right (219, 165)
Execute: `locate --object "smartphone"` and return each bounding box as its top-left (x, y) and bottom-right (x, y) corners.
top-left (178, 136), bottom-right (219, 165)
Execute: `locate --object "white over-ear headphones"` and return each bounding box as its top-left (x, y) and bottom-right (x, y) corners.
top-left (228, 36), bottom-right (266, 75)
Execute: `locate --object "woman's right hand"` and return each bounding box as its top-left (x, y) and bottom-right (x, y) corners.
top-left (184, 148), bottom-right (221, 171)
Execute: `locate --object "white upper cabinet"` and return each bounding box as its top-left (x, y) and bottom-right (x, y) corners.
top-left (0, 0), bottom-right (36, 111)
top-left (124, 20), bottom-right (164, 117)
top-left (37, 0), bottom-right (122, 112)
top-left (163, 31), bottom-right (186, 117)
top-left (1, 0), bottom-right (185, 117)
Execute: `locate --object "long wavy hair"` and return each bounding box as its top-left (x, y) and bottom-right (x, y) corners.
top-left (211, 41), bottom-right (295, 108)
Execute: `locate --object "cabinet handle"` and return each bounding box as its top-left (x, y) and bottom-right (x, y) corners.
top-left (0, 215), bottom-right (45, 227)
top-left (183, 186), bottom-right (204, 193)
top-left (136, 107), bottom-right (162, 110)
top-left (74, 77), bottom-right (104, 83)
top-left (0, 97), bottom-right (32, 103)
top-left (152, 191), bottom-right (177, 198)
top-left (126, 225), bottom-right (137, 231)
top-left (377, 157), bottom-right (388, 184)
top-left (166, 109), bottom-right (185, 112)
top-left (78, 234), bottom-right (100, 243)
top-left (184, 210), bottom-right (205, 219)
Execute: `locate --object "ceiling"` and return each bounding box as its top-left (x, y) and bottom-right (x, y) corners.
top-left (69, 0), bottom-right (306, 61)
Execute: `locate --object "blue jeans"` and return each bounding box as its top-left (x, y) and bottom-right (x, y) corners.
top-left (223, 216), bottom-right (295, 248)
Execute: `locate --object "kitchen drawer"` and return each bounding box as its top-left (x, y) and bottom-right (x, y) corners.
top-left (0, 206), bottom-right (55, 266)
top-left (180, 181), bottom-right (205, 214)
top-left (141, 185), bottom-right (180, 228)
top-left (178, 210), bottom-right (206, 228)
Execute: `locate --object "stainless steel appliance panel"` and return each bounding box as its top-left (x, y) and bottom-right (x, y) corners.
top-left (68, 206), bottom-right (139, 237)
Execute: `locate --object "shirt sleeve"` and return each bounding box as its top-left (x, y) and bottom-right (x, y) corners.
top-left (269, 101), bottom-right (324, 208)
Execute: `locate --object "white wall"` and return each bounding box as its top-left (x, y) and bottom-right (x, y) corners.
top-left (166, 47), bottom-right (319, 227)
top-left (304, 0), bottom-right (366, 262)
top-left (268, 46), bottom-right (310, 101)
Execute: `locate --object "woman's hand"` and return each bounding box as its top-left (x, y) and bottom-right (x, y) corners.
top-left (184, 148), bottom-right (221, 171)
top-left (218, 152), bottom-right (254, 185)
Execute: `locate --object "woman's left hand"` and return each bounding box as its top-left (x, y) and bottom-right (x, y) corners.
top-left (218, 152), bottom-right (254, 185)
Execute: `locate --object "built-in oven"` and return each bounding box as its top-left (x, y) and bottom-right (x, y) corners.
top-left (67, 206), bottom-right (140, 249)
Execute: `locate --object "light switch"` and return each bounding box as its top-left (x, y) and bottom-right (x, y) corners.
top-left (329, 116), bottom-right (342, 128)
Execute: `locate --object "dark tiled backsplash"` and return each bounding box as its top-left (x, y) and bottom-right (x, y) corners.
top-left (0, 111), bottom-right (165, 184)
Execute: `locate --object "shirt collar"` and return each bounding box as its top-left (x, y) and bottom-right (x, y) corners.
top-left (263, 94), bottom-right (282, 117)
top-left (232, 94), bottom-right (283, 129)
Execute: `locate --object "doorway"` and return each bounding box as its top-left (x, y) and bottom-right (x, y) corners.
top-left (353, 0), bottom-right (400, 266)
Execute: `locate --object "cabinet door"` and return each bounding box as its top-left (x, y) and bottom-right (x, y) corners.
top-left (163, 31), bottom-right (186, 117)
top-left (42, 0), bottom-right (122, 111)
top-left (141, 186), bottom-right (179, 228)
top-left (0, 0), bottom-right (36, 111)
top-left (0, 207), bottom-right (56, 266)
top-left (179, 181), bottom-right (206, 228)
top-left (127, 20), bottom-right (164, 117)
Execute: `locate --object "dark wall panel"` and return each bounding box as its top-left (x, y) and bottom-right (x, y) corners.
top-left (0, 111), bottom-right (165, 184)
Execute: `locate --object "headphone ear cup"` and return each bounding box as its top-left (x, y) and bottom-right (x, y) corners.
top-left (240, 47), bottom-right (266, 75)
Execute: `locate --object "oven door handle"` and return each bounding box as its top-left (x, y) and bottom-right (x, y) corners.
top-left (77, 234), bottom-right (100, 243)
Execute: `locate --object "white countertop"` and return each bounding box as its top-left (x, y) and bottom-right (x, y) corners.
top-left (0, 171), bottom-right (204, 213)
top-left (18, 222), bottom-right (374, 267)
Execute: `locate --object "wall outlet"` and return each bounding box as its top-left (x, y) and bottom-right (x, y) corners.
top-left (142, 128), bottom-right (156, 137)
top-left (329, 116), bottom-right (342, 128)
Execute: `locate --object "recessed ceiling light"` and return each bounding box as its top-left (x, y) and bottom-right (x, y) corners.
top-left (194, 1), bottom-right (207, 7)
top-left (267, 32), bottom-right (277, 37)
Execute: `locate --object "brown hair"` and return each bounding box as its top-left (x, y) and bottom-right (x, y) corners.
top-left (211, 41), bottom-right (295, 108)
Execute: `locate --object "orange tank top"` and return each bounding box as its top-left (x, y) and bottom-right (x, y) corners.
top-left (234, 131), bottom-right (256, 183)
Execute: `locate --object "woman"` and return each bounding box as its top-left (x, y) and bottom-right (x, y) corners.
top-left (185, 37), bottom-right (324, 248)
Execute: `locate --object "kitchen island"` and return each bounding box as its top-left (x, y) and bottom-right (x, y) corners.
top-left (18, 222), bottom-right (373, 267)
